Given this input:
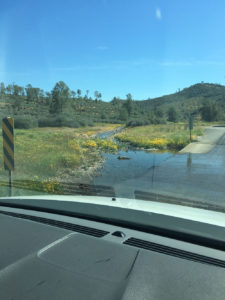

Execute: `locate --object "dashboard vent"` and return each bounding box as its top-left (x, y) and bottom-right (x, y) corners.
top-left (0, 211), bottom-right (109, 238)
top-left (124, 237), bottom-right (225, 268)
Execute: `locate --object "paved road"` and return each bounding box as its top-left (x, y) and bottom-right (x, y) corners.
top-left (100, 126), bottom-right (225, 208)
top-left (180, 126), bottom-right (225, 154)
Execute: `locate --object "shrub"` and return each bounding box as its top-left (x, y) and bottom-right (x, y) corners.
top-left (82, 139), bottom-right (118, 152)
top-left (38, 117), bottom-right (58, 127)
top-left (38, 116), bottom-right (94, 128)
top-left (78, 119), bottom-right (87, 127)
top-left (59, 153), bottom-right (81, 168)
top-left (87, 120), bottom-right (94, 127)
top-left (126, 119), bottom-right (149, 127)
top-left (14, 117), bottom-right (38, 129)
top-left (116, 134), bottom-right (167, 149)
top-left (167, 136), bottom-right (189, 150)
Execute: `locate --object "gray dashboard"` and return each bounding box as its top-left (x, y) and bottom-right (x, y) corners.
top-left (0, 206), bottom-right (225, 300)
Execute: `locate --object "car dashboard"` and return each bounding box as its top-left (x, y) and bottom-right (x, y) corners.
top-left (0, 205), bottom-right (225, 300)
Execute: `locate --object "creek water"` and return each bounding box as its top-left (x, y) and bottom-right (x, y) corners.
top-left (92, 130), bottom-right (225, 206)
top-left (92, 149), bottom-right (173, 197)
top-left (92, 130), bottom-right (174, 198)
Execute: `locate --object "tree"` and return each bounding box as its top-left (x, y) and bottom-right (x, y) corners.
top-left (155, 108), bottom-right (164, 118)
top-left (45, 92), bottom-right (52, 99)
top-left (167, 106), bottom-right (178, 122)
top-left (25, 84), bottom-right (41, 102)
top-left (201, 101), bottom-right (220, 121)
top-left (119, 108), bottom-right (128, 121)
top-left (77, 89), bottom-right (82, 98)
top-left (50, 81), bottom-right (71, 114)
top-left (71, 91), bottom-right (76, 99)
top-left (39, 89), bottom-right (44, 99)
top-left (6, 84), bottom-right (13, 95)
top-left (44, 92), bottom-right (52, 106)
top-left (12, 84), bottom-right (24, 96)
top-left (94, 91), bottom-right (102, 101)
top-left (86, 90), bottom-right (89, 98)
top-left (111, 97), bottom-right (120, 106)
top-left (0, 82), bottom-right (5, 96)
top-left (124, 93), bottom-right (133, 116)
top-left (12, 97), bottom-right (22, 112)
top-left (126, 93), bottom-right (132, 101)
top-left (25, 84), bottom-right (32, 100)
top-left (101, 112), bottom-right (107, 120)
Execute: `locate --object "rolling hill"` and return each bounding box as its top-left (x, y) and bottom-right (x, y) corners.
top-left (0, 82), bottom-right (225, 128)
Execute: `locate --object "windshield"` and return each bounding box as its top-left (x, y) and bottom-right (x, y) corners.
top-left (0, 0), bottom-right (225, 216)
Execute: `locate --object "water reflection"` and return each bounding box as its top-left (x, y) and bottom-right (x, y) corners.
top-left (93, 144), bottom-right (225, 206)
top-left (187, 153), bottom-right (192, 169)
top-left (151, 153), bottom-right (156, 186)
top-left (93, 150), bottom-right (172, 186)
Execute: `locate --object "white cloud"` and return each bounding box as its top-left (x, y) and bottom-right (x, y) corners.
top-left (156, 8), bottom-right (162, 20)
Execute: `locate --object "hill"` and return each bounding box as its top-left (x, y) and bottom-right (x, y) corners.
top-left (134, 83), bottom-right (225, 123)
top-left (0, 82), bottom-right (224, 128)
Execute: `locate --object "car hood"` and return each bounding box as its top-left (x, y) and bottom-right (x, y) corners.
top-left (1, 194), bottom-right (225, 228)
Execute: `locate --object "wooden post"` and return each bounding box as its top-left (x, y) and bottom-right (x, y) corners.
top-left (9, 170), bottom-right (12, 197)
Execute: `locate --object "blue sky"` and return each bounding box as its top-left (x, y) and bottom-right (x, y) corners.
top-left (1, 0), bottom-right (225, 101)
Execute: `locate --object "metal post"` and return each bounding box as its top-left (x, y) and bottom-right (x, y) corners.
top-left (9, 170), bottom-right (12, 197)
top-left (189, 115), bottom-right (193, 142)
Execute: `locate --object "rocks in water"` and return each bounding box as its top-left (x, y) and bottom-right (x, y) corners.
top-left (117, 155), bottom-right (131, 160)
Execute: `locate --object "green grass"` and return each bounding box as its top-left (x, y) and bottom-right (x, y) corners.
top-left (0, 124), bottom-right (121, 196)
top-left (116, 123), bottom-right (205, 151)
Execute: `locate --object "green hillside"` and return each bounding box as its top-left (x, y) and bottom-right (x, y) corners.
top-left (134, 83), bottom-right (225, 123)
top-left (0, 81), bottom-right (224, 128)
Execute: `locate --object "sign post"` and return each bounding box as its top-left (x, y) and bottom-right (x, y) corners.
top-left (2, 117), bottom-right (14, 196)
top-left (189, 116), bottom-right (193, 142)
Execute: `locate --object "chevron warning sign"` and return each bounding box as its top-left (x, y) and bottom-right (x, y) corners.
top-left (2, 117), bottom-right (14, 171)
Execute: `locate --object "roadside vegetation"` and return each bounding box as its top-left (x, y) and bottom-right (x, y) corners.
top-left (0, 125), bottom-right (120, 196)
top-left (116, 123), bottom-right (204, 150)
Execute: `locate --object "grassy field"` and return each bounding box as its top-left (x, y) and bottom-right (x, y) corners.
top-left (115, 123), bottom-right (205, 150)
top-left (0, 121), bottom-right (218, 196)
top-left (0, 124), bottom-right (121, 196)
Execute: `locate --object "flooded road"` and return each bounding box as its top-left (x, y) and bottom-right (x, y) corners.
top-left (93, 150), bottom-right (172, 198)
top-left (93, 127), bottom-right (225, 209)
